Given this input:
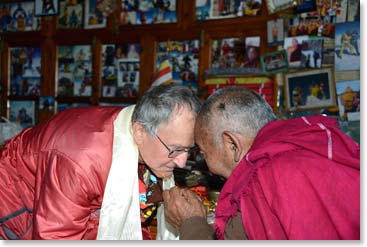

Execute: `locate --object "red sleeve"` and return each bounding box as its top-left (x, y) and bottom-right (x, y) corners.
top-left (33, 152), bottom-right (97, 239)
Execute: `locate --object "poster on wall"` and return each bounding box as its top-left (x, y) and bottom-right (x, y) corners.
top-left (58, 0), bottom-right (83, 29)
top-left (39, 96), bottom-right (55, 111)
top-left (195, 0), bottom-right (262, 20)
top-left (6, 1), bottom-right (40, 32)
top-left (10, 47), bottom-right (41, 96)
top-left (283, 35), bottom-right (308, 68)
top-left (267, 18), bottom-right (284, 47)
top-left (156, 40), bottom-right (200, 92)
top-left (300, 38), bottom-right (323, 68)
top-left (210, 36), bottom-right (261, 75)
top-left (120, 0), bottom-right (177, 25)
top-left (57, 45), bottom-right (92, 96)
top-left (34, 0), bottom-right (59, 16)
top-left (336, 80), bottom-right (360, 121)
top-left (9, 100), bottom-right (36, 129)
top-left (334, 21), bottom-right (360, 71)
top-left (101, 43), bottom-right (141, 98)
top-left (84, 0), bottom-right (107, 29)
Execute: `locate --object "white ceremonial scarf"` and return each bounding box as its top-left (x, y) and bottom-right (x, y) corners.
top-left (97, 105), bottom-right (179, 240)
top-left (97, 105), bottom-right (141, 240)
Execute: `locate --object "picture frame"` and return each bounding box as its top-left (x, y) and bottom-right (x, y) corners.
top-left (334, 21), bottom-right (360, 71)
top-left (284, 68), bottom-right (336, 112)
top-left (84, 0), bottom-right (107, 29)
top-left (9, 100), bottom-right (36, 129)
top-left (34, 0), bottom-right (59, 17)
top-left (335, 80), bottom-right (360, 121)
top-left (260, 50), bottom-right (288, 74)
top-left (266, 0), bottom-right (294, 14)
top-left (267, 18), bottom-right (284, 46)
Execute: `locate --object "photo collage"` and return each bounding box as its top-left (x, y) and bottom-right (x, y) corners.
top-left (101, 43), bottom-right (141, 98)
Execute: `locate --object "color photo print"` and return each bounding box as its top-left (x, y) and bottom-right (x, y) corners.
top-left (10, 47), bottom-right (41, 96)
top-left (336, 80), bottom-right (360, 121)
top-left (267, 18), bottom-right (284, 47)
top-left (58, 0), bottom-right (83, 29)
top-left (210, 36), bottom-right (261, 72)
top-left (156, 40), bottom-right (200, 92)
top-left (0, 1), bottom-right (40, 32)
top-left (334, 20), bottom-right (360, 71)
top-left (120, 0), bottom-right (177, 25)
top-left (284, 67), bottom-right (336, 112)
top-left (195, 0), bottom-right (262, 20)
top-left (9, 100), bottom-right (36, 129)
top-left (101, 43), bottom-right (141, 98)
top-left (260, 50), bottom-right (288, 74)
top-left (57, 45), bottom-right (92, 97)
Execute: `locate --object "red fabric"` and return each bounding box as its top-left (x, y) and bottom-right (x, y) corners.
top-left (0, 106), bottom-right (122, 239)
top-left (214, 115), bottom-right (360, 240)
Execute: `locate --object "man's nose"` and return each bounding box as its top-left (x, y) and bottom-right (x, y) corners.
top-left (173, 152), bottom-right (189, 168)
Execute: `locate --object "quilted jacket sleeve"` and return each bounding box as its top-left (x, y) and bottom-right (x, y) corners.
top-left (33, 151), bottom-right (98, 239)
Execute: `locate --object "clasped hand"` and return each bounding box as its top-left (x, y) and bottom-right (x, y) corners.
top-left (163, 187), bottom-right (207, 229)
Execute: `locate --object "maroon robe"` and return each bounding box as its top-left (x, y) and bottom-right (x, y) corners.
top-left (214, 115), bottom-right (360, 239)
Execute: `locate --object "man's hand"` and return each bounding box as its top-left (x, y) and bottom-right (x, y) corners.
top-left (163, 187), bottom-right (207, 229)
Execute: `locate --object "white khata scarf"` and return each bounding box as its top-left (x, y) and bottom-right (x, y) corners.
top-left (97, 105), bottom-right (178, 240)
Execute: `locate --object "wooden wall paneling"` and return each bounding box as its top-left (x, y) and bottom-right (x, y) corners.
top-left (38, 17), bottom-right (57, 123)
top-left (139, 35), bottom-right (156, 96)
top-left (91, 36), bottom-right (102, 105)
top-left (198, 29), bottom-right (210, 92)
top-left (180, 0), bottom-right (195, 30)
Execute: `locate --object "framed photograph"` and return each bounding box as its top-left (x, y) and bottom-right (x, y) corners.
top-left (84, 0), bottom-right (107, 29)
top-left (284, 68), bottom-right (336, 111)
top-left (284, 35), bottom-right (309, 68)
top-left (10, 47), bottom-right (41, 96)
top-left (267, 18), bottom-right (284, 46)
top-left (266, 0), bottom-right (294, 14)
top-left (261, 50), bottom-right (288, 74)
top-left (39, 96), bottom-right (55, 111)
top-left (34, 0), bottom-right (59, 17)
top-left (336, 80), bottom-right (360, 121)
top-left (9, 100), bottom-right (36, 129)
top-left (58, 0), bottom-right (83, 29)
top-left (334, 21), bottom-right (360, 71)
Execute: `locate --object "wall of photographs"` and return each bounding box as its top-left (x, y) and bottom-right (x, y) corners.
top-left (277, 0), bottom-right (360, 143)
top-left (0, 0), bottom-right (360, 144)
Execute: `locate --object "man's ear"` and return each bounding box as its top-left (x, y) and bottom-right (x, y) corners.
top-left (132, 122), bottom-right (146, 145)
top-left (222, 131), bottom-right (243, 163)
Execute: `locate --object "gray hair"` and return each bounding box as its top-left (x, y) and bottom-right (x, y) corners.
top-left (198, 86), bottom-right (276, 146)
top-left (132, 84), bottom-right (202, 134)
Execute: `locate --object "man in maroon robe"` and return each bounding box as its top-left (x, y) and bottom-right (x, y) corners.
top-left (163, 86), bottom-right (360, 240)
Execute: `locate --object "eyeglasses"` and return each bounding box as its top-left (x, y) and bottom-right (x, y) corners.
top-left (154, 133), bottom-right (197, 158)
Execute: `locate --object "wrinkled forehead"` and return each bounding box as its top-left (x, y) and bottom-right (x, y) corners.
top-left (194, 116), bottom-right (213, 146)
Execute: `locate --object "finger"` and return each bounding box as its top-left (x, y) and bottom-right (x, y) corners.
top-left (162, 190), bottom-right (170, 202)
top-left (185, 190), bottom-right (201, 201)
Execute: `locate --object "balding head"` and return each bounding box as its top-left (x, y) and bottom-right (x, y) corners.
top-left (195, 86), bottom-right (276, 148)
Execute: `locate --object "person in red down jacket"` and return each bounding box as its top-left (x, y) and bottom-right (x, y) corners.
top-left (163, 85), bottom-right (360, 240)
top-left (0, 84), bottom-right (201, 240)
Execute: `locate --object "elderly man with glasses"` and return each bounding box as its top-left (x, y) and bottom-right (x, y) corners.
top-left (0, 84), bottom-right (201, 240)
